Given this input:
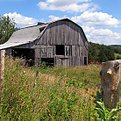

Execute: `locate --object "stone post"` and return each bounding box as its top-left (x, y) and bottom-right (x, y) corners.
top-left (100, 60), bottom-right (121, 109)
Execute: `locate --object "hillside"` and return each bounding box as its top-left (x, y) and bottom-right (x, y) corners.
top-left (89, 42), bottom-right (115, 63)
top-left (89, 42), bottom-right (121, 63)
top-left (109, 45), bottom-right (121, 54)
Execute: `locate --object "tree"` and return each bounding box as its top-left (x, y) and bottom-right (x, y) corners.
top-left (88, 42), bottom-right (115, 63)
top-left (88, 42), bottom-right (100, 63)
top-left (98, 45), bottom-right (114, 62)
top-left (0, 15), bottom-right (16, 44)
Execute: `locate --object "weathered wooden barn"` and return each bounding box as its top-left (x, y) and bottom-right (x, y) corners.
top-left (0, 18), bottom-right (88, 66)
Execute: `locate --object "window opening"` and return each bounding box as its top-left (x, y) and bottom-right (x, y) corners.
top-left (56, 45), bottom-right (65, 55)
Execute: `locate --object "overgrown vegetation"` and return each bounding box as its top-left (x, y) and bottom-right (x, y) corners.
top-left (95, 101), bottom-right (121, 121)
top-left (0, 57), bottom-right (121, 120)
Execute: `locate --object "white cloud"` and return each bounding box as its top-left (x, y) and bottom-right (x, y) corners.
top-left (71, 11), bottom-right (121, 44)
top-left (47, 0), bottom-right (91, 5)
top-left (71, 11), bottom-right (120, 27)
top-left (82, 26), bottom-right (121, 45)
top-left (4, 12), bottom-right (38, 27)
top-left (38, 0), bottom-right (97, 12)
top-left (48, 11), bottom-right (121, 28)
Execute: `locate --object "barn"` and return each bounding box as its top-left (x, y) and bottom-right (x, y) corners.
top-left (0, 18), bottom-right (88, 67)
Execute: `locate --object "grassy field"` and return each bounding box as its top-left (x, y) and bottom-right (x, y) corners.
top-left (0, 57), bottom-right (121, 121)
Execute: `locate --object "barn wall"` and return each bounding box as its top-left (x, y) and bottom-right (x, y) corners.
top-left (35, 20), bottom-right (88, 66)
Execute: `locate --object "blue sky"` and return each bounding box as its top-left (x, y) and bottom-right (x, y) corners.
top-left (0, 0), bottom-right (121, 45)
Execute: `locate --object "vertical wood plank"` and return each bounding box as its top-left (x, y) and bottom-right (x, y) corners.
top-left (72, 46), bottom-right (75, 56)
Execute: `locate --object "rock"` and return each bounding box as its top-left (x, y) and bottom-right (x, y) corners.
top-left (100, 60), bottom-right (121, 109)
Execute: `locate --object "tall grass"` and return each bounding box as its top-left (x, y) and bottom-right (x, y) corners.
top-left (0, 57), bottom-right (120, 121)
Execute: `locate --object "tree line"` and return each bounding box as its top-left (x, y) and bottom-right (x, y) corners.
top-left (88, 42), bottom-right (121, 63)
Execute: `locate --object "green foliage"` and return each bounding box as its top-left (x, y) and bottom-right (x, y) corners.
top-left (0, 58), bottom-right (120, 120)
top-left (0, 64), bottom-right (33, 120)
top-left (99, 45), bottom-right (115, 62)
top-left (89, 42), bottom-right (100, 63)
top-left (37, 64), bottom-right (101, 88)
top-left (40, 91), bottom-right (78, 121)
top-left (66, 79), bottom-right (86, 88)
top-left (89, 42), bottom-right (115, 63)
top-left (0, 15), bottom-right (15, 44)
top-left (110, 45), bottom-right (121, 54)
top-left (89, 42), bottom-right (121, 63)
top-left (95, 101), bottom-right (121, 121)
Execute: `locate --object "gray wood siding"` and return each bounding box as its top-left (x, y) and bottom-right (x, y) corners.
top-left (37, 21), bottom-right (86, 46)
top-left (35, 20), bottom-right (88, 66)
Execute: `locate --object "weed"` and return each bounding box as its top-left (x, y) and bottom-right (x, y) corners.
top-left (66, 78), bottom-right (86, 88)
top-left (95, 101), bottom-right (121, 121)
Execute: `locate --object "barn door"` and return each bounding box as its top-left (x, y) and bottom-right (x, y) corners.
top-left (56, 58), bottom-right (62, 66)
top-left (62, 58), bottom-right (69, 66)
top-left (56, 58), bottom-right (69, 67)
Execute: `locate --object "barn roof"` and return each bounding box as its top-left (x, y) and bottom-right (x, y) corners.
top-left (0, 18), bottom-right (87, 50)
top-left (0, 23), bottom-right (48, 50)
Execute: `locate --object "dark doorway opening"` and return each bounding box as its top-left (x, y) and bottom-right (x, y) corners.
top-left (12, 48), bottom-right (35, 66)
top-left (84, 57), bottom-right (88, 65)
top-left (41, 58), bottom-right (54, 66)
top-left (56, 45), bottom-right (65, 55)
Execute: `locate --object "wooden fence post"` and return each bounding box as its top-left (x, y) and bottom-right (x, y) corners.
top-left (100, 60), bottom-right (121, 109)
top-left (0, 50), bottom-right (5, 99)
